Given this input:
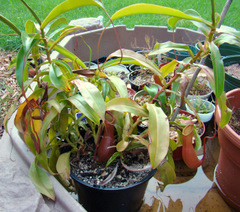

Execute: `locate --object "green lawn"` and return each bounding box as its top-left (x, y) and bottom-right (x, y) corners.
top-left (0, 0), bottom-right (239, 50)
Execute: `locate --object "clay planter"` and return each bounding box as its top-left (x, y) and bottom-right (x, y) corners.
top-left (215, 88), bottom-right (240, 210)
top-left (71, 169), bottom-right (156, 212)
top-left (223, 55), bottom-right (240, 92)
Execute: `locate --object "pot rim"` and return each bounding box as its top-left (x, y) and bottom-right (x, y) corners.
top-left (70, 168), bottom-right (156, 191)
top-left (216, 88), bottom-right (240, 146)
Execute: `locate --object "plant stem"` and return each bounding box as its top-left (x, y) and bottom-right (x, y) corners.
top-left (218, 0), bottom-right (233, 28)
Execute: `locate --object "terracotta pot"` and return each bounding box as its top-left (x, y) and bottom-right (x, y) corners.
top-left (215, 88), bottom-right (240, 210)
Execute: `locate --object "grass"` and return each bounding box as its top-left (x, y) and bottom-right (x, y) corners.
top-left (0, 0), bottom-right (239, 50)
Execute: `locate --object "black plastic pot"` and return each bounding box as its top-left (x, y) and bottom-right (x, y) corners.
top-left (223, 55), bottom-right (240, 92)
top-left (165, 44), bottom-right (198, 61)
top-left (128, 70), bottom-right (154, 91)
top-left (71, 169), bottom-right (156, 212)
top-left (195, 42), bottom-right (240, 68)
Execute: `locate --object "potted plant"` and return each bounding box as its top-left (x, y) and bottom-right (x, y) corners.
top-left (2, 0), bottom-right (239, 210)
top-left (185, 97), bottom-right (215, 123)
top-left (2, 1), bottom-right (171, 211)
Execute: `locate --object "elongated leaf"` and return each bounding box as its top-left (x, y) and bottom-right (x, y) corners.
top-left (20, 0), bottom-right (41, 24)
top-left (108, 49), bottom-right (162, 78)
top-left (147, 103), bottom-right (169, 169)
top-left (0, 15), bottom-right (21, 36)
top-left (47, 99), bottom-right (65, 113)
top-left (49, 26), bottom-right (84, 51)
top-left (209, 42), bottom-right (224, 99)
top-left (106, 97), bottom-right (148, 117)
top-left (160, 60), bottom-right (179, 77)
top-left (16, 33), bottom-right (40, 87)
top-left (56, 152), bottom-right (70, 180)
top-left (48, 40), bottom-right (87, 69)
top-left (45, 17), bottom-right (68, 35)
top-left (150, 41), bottom-right (195, 57)
top-left (39, 107), bottom-right (58, 142)
top-left (25, 20), bottom-right (37, 34)
top-left (108, 76), bottom-right (128, 98)
top-left (4, 102), bottom-right (17, 134)
top-left (49, 63), bottom-right (71, 92)
top-left (157, 160), bottom-right (176, 190)
top-left (41, 0), bottom-right (105, 29)
top-left (111, 4), bottom-right (210, 26)
top-left (68, 94), bottom-right (100, 125)
top-left (52, 60), bottom-right (73, 79)
top-left (29, 159), bottom-right (55, 200)
top-left (217, 92), bottom-right (232, 128)
top-left (71, 80), bottom-right (105, 121)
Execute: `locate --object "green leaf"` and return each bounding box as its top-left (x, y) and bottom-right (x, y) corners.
top-left (49, 26), bottom-right (84, 51)
top-left (157, 160), bottom-right (176, 191)
top-left (0, 14), bottom-right (21, 36)
top-left (16, 33), bottom-right (40, 87)
top-left (68, 94), bottom-right (100, 125)
top-left (49, 63), bottom-right (71, 92)
top-left (111, 4), bottom-right (210, 26)
top-left (71, 80), bottom-right (105, 121)
top-left (106, 97), bottom-right (148, 117)
top-left (39, 107), bottom-right (58, 142)
top-left (4, 102), bottom-right (17, 134)
top-left (168, 17), bottom-right (180, 29)
top-left (217, 92), bottom-right (232, 128)
top-left (52, 59), bottom-right (73, 79)
top-left (45, 17), bottom-right (68, 35)
top-left (209, 42), bottom-right (224, 99)
top-left (49, 146), bottom-right (60, 173)
top-left (99, 78), bottom-right (110, 100)
top-left (160, 60), bottom-right (179, 77)
top-left (185, 9), bottom-right (210, 36)
top-left (116, 140), bottom-right (129, 152)
top-left (150, 41), bottom-right (195, 58)
top-left (41, 0), bottom-right (105, 29)
top-left (147, 103), bottom-right (169, 169)
top-left (19, 0), bottom-right (41, 24)
top-left (48, 40), bottom-right (87, 69)
top-left (25, 20), bottom-right (37, 34)
top-left (108, 49), bottom-right (162, 78)
top-left (56, 152), bottom-right (71, 180)
top-left (108, 76), bottom-right (128, 98)
top-left (29, 159), bottom-right (55, 200)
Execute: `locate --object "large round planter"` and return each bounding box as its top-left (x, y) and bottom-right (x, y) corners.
top-left (223, 55), bottom-right (240, 92)
top-left (71, 169), bottom-right (156, 212)
top-left (215, 88), bottom-right (240, 210)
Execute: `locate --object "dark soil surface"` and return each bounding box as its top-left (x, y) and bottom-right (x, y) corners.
top-left (225, 63), bottom-right (240, 79)
top-left (71, 140), bottom-right (151, 188)
top-left (229, 108), bottom-right (240, 135)
top-left (130, 70), bottom-right (154, 88)
top-left (189, 82), bottom-right (212, 96)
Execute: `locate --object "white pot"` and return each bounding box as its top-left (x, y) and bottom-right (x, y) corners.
top-left (185, 99), bottom-right (215, 123)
